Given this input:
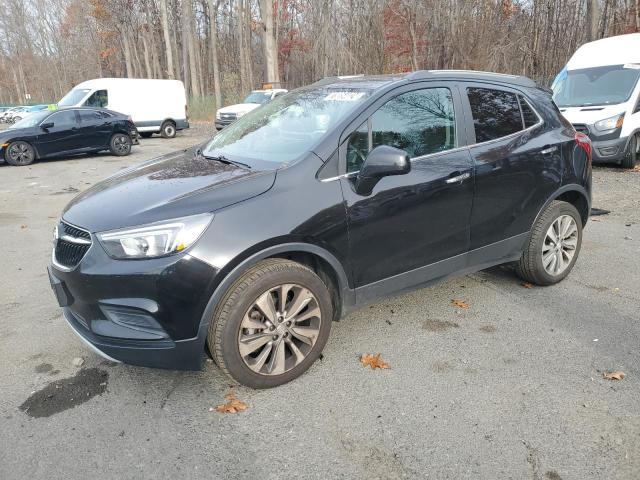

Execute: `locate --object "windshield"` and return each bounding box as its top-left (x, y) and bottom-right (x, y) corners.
top-left (243, 92), bottom-right (272, 104)
top-left (58, 88), bottom-right (91, 107)
top-left (553, 64), bottom-right (640, 107)
top-left (203, 87), bottom-right (372, 167)
top-left (10, 111), bottom-right (51, 129)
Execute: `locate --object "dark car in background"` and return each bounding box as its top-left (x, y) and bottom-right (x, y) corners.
top-left (1, 107), bottom-right (138, 166)
top-left (49, 70), bottom-right (592, 388)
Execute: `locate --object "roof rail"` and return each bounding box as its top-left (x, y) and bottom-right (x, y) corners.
top-left (405, 69), bottom-right (537, 88)
top-left (311, 74), bottom-right (365, 86)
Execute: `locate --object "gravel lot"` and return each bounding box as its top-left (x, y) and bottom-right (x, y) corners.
top-left (1, 125), bottom-right (639, 480)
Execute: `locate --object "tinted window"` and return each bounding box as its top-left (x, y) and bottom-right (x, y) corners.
top-left (468, 88), bottom-right (522, 142)
top-left (79, 110), bottom-right (103, 123)
top-left (49, 110), bottom-right (77, 127)
top-left (346, 121), bottom-right (369, 173)
top-left (84, 90), bottom-right (108, 108)
top-left (371, 88), bottom-right (456, 159)
top-left (518, 95), bottom-right (539, 128)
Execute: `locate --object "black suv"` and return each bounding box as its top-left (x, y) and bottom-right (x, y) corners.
top-left (48, 71), bottom-right (592, 388)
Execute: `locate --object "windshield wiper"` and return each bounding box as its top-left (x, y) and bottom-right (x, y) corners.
top-left (199, 150), bottom-right (251, 170)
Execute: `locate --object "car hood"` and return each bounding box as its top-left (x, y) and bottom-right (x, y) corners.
top-left (62, 146), bottom-right (276, 232)
top-left (217, 103), bottom-right (260, 115)
top-left (0, 127), bottom-right (37, 139)
top-left (558, 104), bottom-right (627, 125)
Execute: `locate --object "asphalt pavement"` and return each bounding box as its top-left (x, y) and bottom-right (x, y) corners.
top-left (1, 125), bottom-right (639, 479)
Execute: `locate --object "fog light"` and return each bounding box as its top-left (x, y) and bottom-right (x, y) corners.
top-left (95, 305), bottom-right (169, 340)
top-left (597, 146), bottom-right (618, 156)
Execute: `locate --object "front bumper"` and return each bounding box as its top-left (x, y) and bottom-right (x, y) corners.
top-left (215, 118), bottom-right (236, 130)
top-left (590, 136), bottom-right (630, 163)
top-left (48, 231), bottom-right (219, 370)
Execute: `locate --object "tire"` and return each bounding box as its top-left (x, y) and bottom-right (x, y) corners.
top-left (516, 200), bottom-right (583, 286)
top-left (621, 134), bottom-right (637, 169)
top-left (207, 259), bottom-right (333, 389)
top-left (139, 132), bottom-right (153, 139)
top-left (160, 121), bottom-right (176, 139)
top-left (5, 141), bottom-right (36, 166)
top-left (109, 133), bottom-right (132, 156)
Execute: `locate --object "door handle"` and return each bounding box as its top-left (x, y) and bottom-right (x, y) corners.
top-left (540, 146), bottom-right (558, 155)
top-left (445, 172), bottom-right (471, 184)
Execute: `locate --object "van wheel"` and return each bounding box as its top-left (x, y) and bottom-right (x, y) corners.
top-left (160, 121), bottom-right (176, 139)
top-left (516, 200), bottom-right (582, 286)
top-left (5, 141), bottom-right (35, 166)
top-left (207, 259), bottom-right (333, 389)
top-left (139, 132), bottom-right (153, 139)
top-left (109, 133), bottom-right (132, 156)
top-left (621, 134), bottom-right (637, 169)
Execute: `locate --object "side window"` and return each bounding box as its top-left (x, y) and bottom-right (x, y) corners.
top-left (84, 90), bottom-right (108, 108)
top-left (467, 87), bottom-right (522, 143)
top-left (78, 110), bottom-right (103, 123)
top-left (346, 121), bottom-right (369, 173)
top-left (346, 87), bottom-right (456, 172)
top-left (48, 110), bottom-right (77, 127)
top-left (518, 95), bottom-right (539, 128)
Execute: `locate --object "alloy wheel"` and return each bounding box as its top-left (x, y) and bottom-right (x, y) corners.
top-left (542, 214), bottom-right (578, 276)
top-left (113, 135), bottom-right (130, 154)
top-left (237, 283), bottom-right (322, 376)
top-left (8, 142), bottom-right (33, 165)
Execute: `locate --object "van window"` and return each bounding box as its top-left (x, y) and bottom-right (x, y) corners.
top-left (467, 88), bottom-right (523, 143)
top-left (84, 90), bottom-right (108, 108)
top-left (58, 88), bottom-right (91, 107)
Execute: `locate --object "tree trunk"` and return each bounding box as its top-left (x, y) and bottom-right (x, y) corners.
top-left (259, 0), bottom-right (280, 83)
top-left (208, 0), bottom-right (222, 108)
top-left (121, 30), bottom-right (134, 77)
top-left (159, 0), bottom-right (175, 78)
top-left (586, 0), bottom-right (600, 41)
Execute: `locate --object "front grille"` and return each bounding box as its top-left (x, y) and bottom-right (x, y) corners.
top-left (572, 124), bottom-right (589, 135)
top-left (220, 112), bottom-right (237, 121)
top-left (54, 221), bottom-right (92, 269)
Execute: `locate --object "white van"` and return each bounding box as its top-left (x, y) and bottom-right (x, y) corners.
top-left (58, 78), bottom-right (189, 139)
top-left (552, 33), bottom-right (640, 168)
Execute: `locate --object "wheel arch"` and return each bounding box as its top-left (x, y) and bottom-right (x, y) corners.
top-left (195, 242), bottom-right (353, 358)
top-left (4, 138), bottom-right (41, 160)
top-left (535, 185), bottom-right (591, 227)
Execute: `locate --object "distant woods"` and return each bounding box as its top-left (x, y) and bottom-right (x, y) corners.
top-left (0, 0), bottom-right (638, 106)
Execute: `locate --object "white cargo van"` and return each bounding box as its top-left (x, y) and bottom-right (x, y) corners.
top-left (552, 33), bottom-right (640, 168)
top-left (58, 78), bottom-right (189, 139)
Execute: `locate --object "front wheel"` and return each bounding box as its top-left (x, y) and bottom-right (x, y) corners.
top-left (621, 134), bottom-right (637, 169)
top-left (5, 141), bottom-right (36, 166)
top-left (109, 133), bottom-right (132, 156)
top-left (207, 259), bottom-right (333, 389)
top-left (516, 200), bottom-right (583, 286)
top-left (160, 121), bottom-right (176, 138)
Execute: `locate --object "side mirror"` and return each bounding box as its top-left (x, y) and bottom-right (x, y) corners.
top-left (354, 145), bottom-right (410, 195)
top-left (41, 122), bottom-right (54, 130)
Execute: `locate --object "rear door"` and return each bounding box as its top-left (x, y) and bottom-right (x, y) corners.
top-left (339, 83), bottom-right (475, 293)
top-left (461, 84), bottom-right (561, 251)
top-left (36, 110), bottom-right (82, 157)
top-left (78, 109), bottom-right (112, 149)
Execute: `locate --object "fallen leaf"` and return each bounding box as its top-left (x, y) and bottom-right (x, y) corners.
top-left (214, 392), bottom-right (248, 413)
top-left (360, 353), bottom-right (390, 370)
top-left (20, 224), bottom-right (27, 229)
top-left (522, 282), bottom-right (533, 289)
top-left (603, 371), bottom-right (625, 381)
top-left (451, 299), bottom-right (469, 309)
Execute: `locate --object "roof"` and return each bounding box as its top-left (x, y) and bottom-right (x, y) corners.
top-left (566, 33), bottom-right (640, 70)
top-left (312, 70), bottom-right (537, 89)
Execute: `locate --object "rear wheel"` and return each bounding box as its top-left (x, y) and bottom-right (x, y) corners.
top-left (109, 133), bottom-right (132, 156)
top-left (160, 121), bottom-right (176, 139)
top-left (5, 141), bottom-right (35, 166)
top-left (516, 201), bottom-right (582, 286)
top-left (207, 259), bottom-right (333, 389)
top-left (621, 134), bottom-right (637, 169)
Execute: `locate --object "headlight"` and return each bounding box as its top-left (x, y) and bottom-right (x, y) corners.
top-left (97, 213), bottom-right (213, 259)
top-left (594, 113), bottom-right (624, 131)
top-left (216, 111), bottom-right (221, 120)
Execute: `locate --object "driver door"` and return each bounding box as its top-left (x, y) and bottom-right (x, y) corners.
top-left (36, 110), bottom-right (82, 157)
top-left (339, 84), bottom-right (474, 300)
